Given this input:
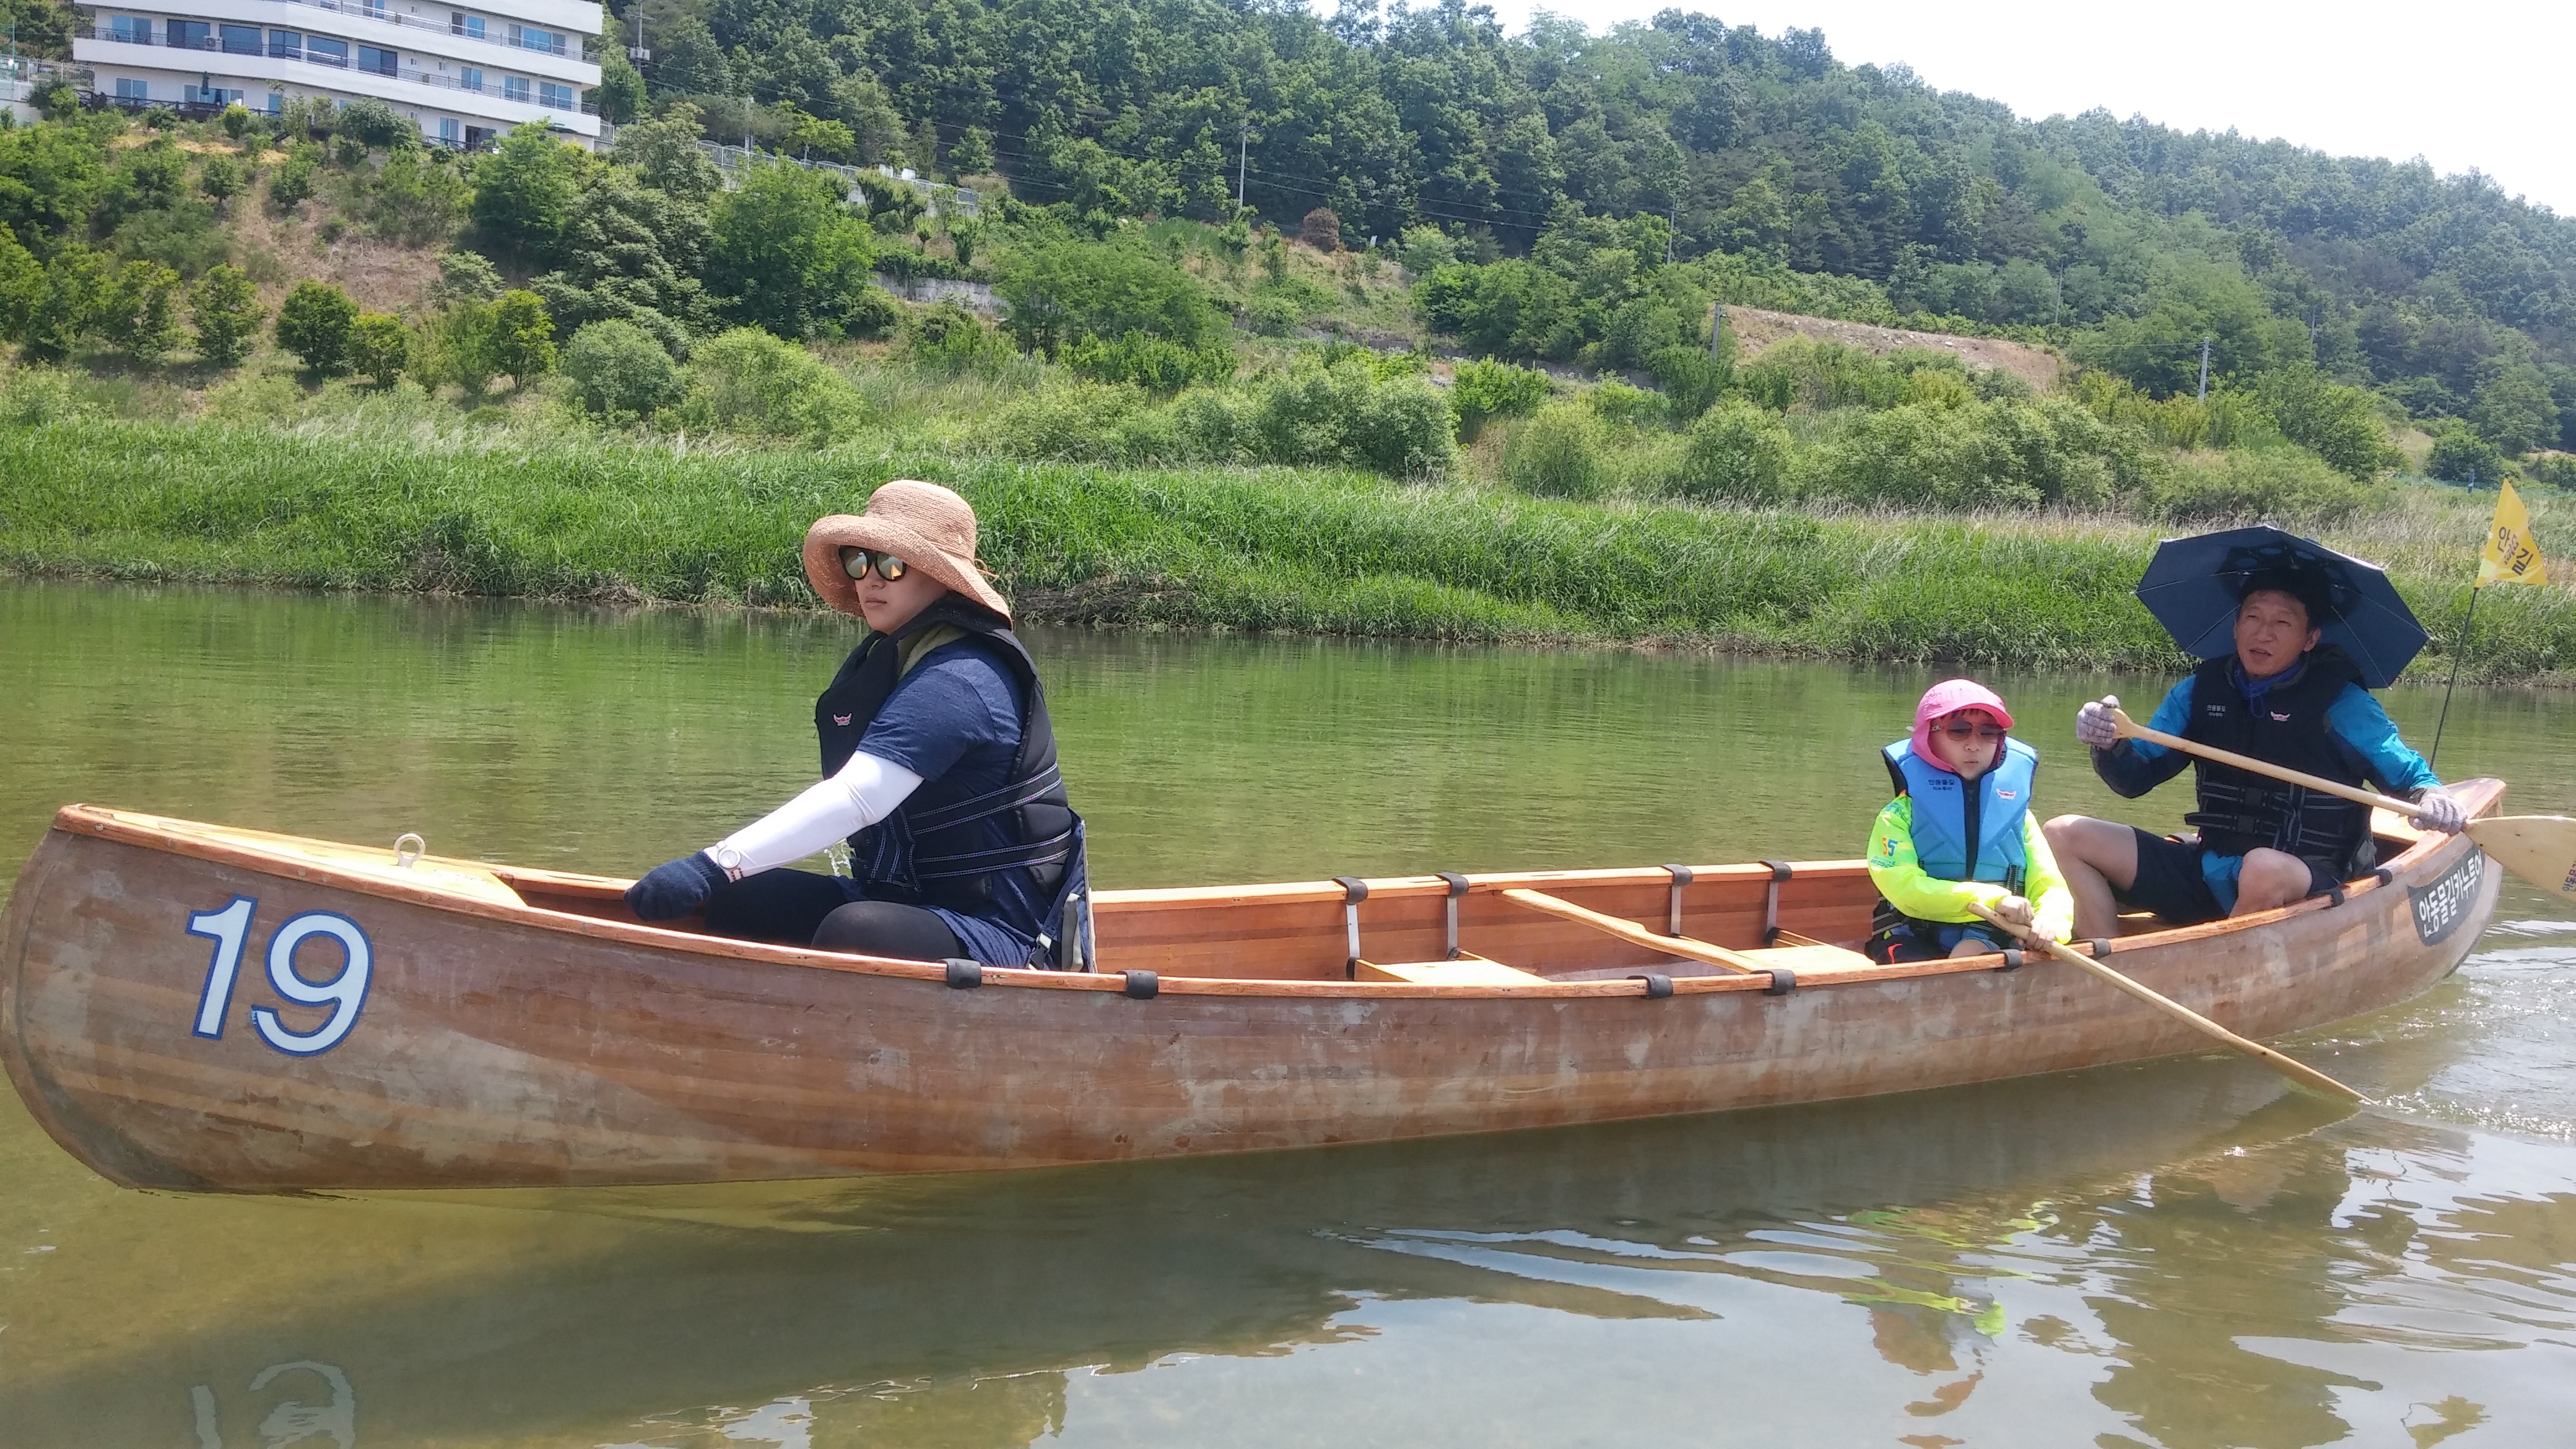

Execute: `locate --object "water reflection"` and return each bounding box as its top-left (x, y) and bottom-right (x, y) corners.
top-left (4, 581), bottom-right (2575, 1447)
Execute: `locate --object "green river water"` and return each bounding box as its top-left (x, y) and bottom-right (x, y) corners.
top-left (2, 580), bottom-right (2574, 1448)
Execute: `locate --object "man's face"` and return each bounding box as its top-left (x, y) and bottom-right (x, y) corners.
top-left (2234, 590), bottom-right (2320, 679)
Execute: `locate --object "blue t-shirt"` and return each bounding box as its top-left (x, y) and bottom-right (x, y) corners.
top-left (856, 638), bottom-right (1044, 965)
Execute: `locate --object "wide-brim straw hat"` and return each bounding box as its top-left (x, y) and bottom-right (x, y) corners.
top-left (802, 479), bottom-right (1011, 622)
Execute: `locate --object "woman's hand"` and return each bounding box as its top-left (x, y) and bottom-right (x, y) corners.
top-left (625, 851), bottom-right (729, 920)
top-left (1993, 894), bottom-right (2036, 928)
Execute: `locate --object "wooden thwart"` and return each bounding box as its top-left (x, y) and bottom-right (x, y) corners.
top-left (1500, 887), bottom-right (1774, 975)
top-left (1355, 955), bottom-right (1546, 986)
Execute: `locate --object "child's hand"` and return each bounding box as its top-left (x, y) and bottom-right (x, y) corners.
top-left (1994, 894), bottom-right (2036, 928)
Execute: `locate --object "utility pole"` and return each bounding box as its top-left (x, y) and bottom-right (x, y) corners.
top-left (2196, 336), bottom-right (2213, 402)
top-left (1237, 121), bottom-right (1248, 212)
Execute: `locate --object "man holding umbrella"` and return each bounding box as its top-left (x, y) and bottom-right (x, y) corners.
top-left (2044, 527), bottom-right (2469, 938)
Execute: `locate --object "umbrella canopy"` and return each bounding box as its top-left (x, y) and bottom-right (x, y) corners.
top-left (2134, 525), bottom-right (2428, 689)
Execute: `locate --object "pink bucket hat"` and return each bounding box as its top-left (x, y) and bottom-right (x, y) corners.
top-left (1911, 678), bottom-right (2015, 765)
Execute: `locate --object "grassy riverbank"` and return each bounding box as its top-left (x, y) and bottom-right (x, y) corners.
top-left (2, 417), bottom-right (2570, 682)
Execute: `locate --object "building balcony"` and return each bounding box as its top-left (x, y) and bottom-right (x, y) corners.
top-left (82, 0), bottom-right (599, 84)
top-left (77, 32), bottom-right (601, 134)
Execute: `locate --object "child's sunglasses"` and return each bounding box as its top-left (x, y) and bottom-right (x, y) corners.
top-left (838, 547), bottom-right (910, 581)
top-left (1939, 721), bottom-right (2008, 741)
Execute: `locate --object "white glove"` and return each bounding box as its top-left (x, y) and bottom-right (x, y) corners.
top-left (2411, 789), bottom-right (2466, 835)
top-left (2076, 695), bottom-right (2121, 751)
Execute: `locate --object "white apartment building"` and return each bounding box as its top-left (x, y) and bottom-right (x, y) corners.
top-left (74, 0), bottom-right (604, 148)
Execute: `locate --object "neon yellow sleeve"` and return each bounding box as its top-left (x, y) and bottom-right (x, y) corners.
top-left (2022, 814), bottom-right (2074, 944)
top-left (1866, 797), bottom-right (2015, 925)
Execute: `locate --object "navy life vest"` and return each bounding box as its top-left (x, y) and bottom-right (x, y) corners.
top-left (814, 596), bottom-right (1086, 962)
top-left (1880, 736), bottom-right (2039, 891)
top-left (2178, 646), bottom-right (2374, 874)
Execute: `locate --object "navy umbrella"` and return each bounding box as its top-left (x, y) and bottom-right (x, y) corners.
top-left (2134, 525), bottom-right (2428, 689)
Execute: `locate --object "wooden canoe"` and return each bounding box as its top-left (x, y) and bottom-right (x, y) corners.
top-left (0, 785), bottom-right (2506, 1193)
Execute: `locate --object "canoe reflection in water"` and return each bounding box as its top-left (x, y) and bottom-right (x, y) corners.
top-left (15, 1029), bottom-right (2570, 1449)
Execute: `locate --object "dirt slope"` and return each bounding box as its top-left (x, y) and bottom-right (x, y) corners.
top-left (1723, 305), bottom-right (2062, 392)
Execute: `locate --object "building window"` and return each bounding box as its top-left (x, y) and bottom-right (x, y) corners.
top-left (110, 15), bottom-right (150, 43)
top-left (185, 85), bottom-right (245, 106)
top-left (458, 66), bottom-right (483, 93)
top-left (359, 0), bottom-right (388, 17)
top-left (115, 76), bottom-right (149, 100)
top-left (439, 117), bottom-right (459, 144)
top-left (166, 20), bottom-right (209, 49)
top-left (507, 24), bottom-right (563, 56)
top-left (536, 81), bottom-right (572, 111)
top-left (268, 91), bottom-right (284, 115)
top-left (306, 35), bottom-right (347, 67)
top-left (451, 13), bottom-right (485, 40)
top-left (357, 44), bottom-right (397, 77)
top-left (502, 74), bottom-right (529, 102)
top-left (220, 24), bottom-right (260, 54)
top-left (268, 29), bottom-right (302, 59)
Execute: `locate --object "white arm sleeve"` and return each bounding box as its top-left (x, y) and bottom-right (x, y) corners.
top-left (710, 750), bottom-right (925, 878)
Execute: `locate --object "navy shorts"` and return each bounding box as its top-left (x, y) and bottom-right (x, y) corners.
top-left (2115, 829), bottom-right (2339, 925)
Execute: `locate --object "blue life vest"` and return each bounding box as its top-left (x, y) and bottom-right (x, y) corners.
top-left (1880, 737), bottom-right (2039, 890)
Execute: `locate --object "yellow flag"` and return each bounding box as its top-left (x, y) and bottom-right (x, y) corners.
top-left (2478, 480), bottom-right (2548, 588)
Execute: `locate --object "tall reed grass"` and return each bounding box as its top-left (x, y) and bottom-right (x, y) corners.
top-left (2, 417), bottom-right (2569, 682)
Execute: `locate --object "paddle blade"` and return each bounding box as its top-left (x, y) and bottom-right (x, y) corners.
top-left (2465, 816), bottom-right (2576, 899)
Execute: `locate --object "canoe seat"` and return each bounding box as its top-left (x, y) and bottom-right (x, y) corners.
top-left (190, 824), bottom-right (525, 907)
top-left (1356, 957), bottom-right (1547, 986)
top-left (1736, 942), bottom-right (1876, 972)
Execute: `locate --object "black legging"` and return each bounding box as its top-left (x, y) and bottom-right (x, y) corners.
top-left (701, 868), bottom-right (964, 962)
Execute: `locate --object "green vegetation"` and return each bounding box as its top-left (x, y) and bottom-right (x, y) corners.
top-left (1, 414), bottom-right (2565, 682)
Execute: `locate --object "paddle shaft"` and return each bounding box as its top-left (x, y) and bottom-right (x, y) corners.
top-left (2108, 708), bottom-right (2420, 817)
top-left (1966, 903), bottom-right (2369, 1103)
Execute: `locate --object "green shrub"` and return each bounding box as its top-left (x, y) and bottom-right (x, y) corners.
top-left (0, 366), bottom-right (99, 425)
top-left (562, 320), bottom-right (680, 417)
top-left (2526, 453), bottom-right (2576, 489)
top-left (1245, 360), bottom-right (1455, 477)
top-left (668, 327), bottom-right (864, 441)
top-left (1674, 399), bottom-right (1793, 502)
top-left (1450, 357), bottom-right (1549, 438)
top-left (1586, 380), bottom-right (1666, 429)
top-left (2147, 448), bottom-right (2381, 523)
top-left (274, 280), bottom-right (358, 373)
top-left (1068, 331), bottom-right (1235, 393)
top-left (188, 264), bottom-right (263, 367)
top-left (99, 259), bottom-right (184, 362)
top-left (1503, 402), bottom-right (1603, 498)
top-left (1648, 344), bottom-right (1730, 420)
top-left (844, 284), bottom-right (902, 341)
top-left (906, 300), bottom-right (1015, 375)
top-left (996, 237), bottom-right (1221, 355)
top-left (198, 153), bottom-right (251, 203)
top-left (346, 311), bottom-right (412, 385)
top-left (1242, 292), bottom-right (1299, 337)
top-left (2426, 425), bottom-right (2506, 485)
top-left (992, 381), bottom-right (1159, 464)
top-left (337, 98), bottom-right (414, 149)
top-left (267, 150), bottom-right (318, 211)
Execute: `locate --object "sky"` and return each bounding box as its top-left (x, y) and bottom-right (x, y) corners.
top-left (1479, 0), bottom-right (2576, 217)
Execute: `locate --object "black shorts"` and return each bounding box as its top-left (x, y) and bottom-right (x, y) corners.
top-left (2114, 829), bottom-right (2340, 925)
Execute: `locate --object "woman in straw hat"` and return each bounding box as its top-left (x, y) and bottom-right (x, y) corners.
top-left (625, 479), bottom-right (1088, 967)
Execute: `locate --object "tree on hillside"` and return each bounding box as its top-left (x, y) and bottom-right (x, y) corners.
top-left (347, 312), bottom-right (412, 385)
top-left (188, 264), bottom-right (263, 367)
top-left (469, 122), bottom-right (585, 264)
top-left (609, 105), bottom-right (723, 205)
top-left (488, 290), bottom-right (557, 383)
top-left (100, 259), bottom-right (183, 361)
top-left (705, 162), bottom-right (877, 339)
top-left (994, 238), bottom-right (1221, 357)
top-left (1301, 207), bottom-right (1341, 253)
top-left (276, 279), bottom-right (359, 373)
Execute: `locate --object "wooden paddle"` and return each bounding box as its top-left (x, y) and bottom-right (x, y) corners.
top-left (1965, 902), bottom-right (2369, 1103)
top-left (2108, 707), bottom-right (2576, 900)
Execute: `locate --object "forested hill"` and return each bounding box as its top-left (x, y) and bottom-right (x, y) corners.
top-left (638, 0), bottom-right (2576, 443)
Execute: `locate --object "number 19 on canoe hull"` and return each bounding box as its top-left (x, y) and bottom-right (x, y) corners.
top-left (183, 897), bottom-right (374, 1056)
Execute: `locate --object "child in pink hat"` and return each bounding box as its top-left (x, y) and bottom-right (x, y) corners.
top-left (1866, 679), bottom-right (2074, 961)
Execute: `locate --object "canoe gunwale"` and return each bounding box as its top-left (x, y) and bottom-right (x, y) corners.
top-left (37, 786), bottom-right (2502, 1001)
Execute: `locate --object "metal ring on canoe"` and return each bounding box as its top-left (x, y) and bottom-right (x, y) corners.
top-left (393, 833), bottom-right (425, 868)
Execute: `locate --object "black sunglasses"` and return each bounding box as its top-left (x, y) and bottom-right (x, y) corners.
top-left (838, 547), bottom-right (910, 581)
